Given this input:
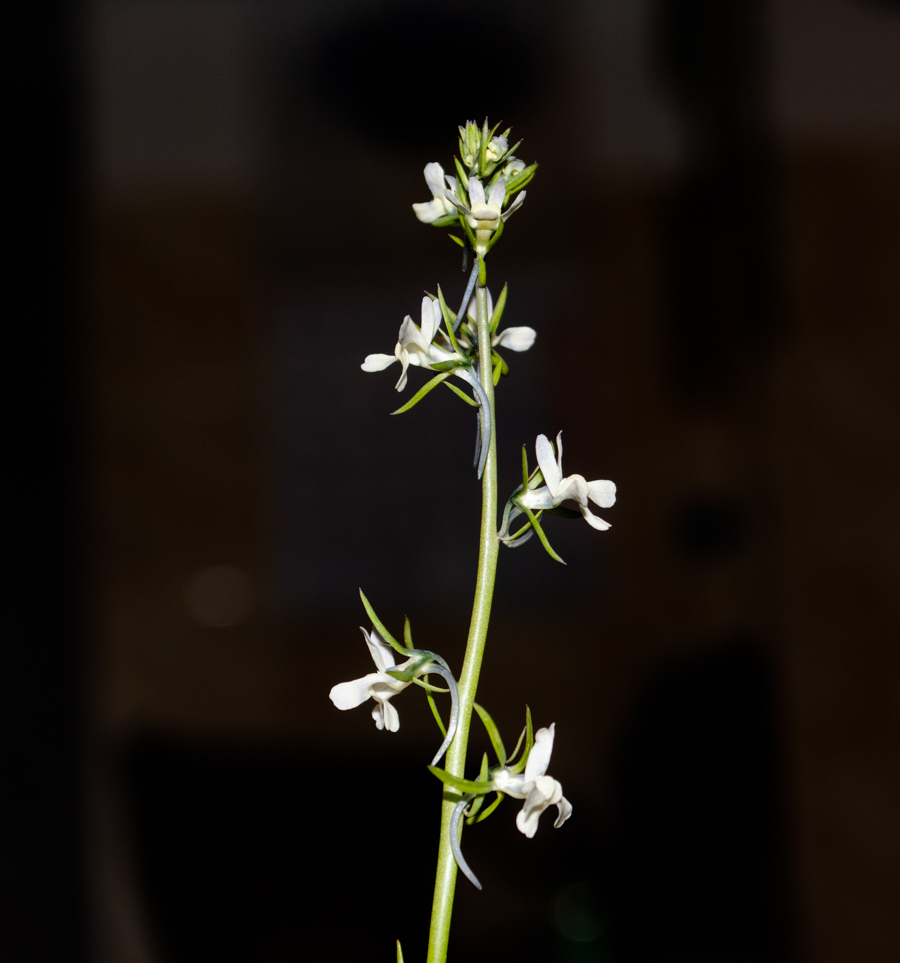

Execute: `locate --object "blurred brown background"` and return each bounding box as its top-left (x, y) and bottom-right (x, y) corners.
top-left (15, 1), bottom-right (899, 961)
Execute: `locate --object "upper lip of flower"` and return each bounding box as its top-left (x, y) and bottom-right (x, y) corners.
top-left (360, 296), bottom-right (458, 391)
top-left (328, 627), bottom-right (415, 732)
top-left (442, 175), bottom-right (526, 231)
top-left (518, 431), bottom-right (616, 530)
top-left (412, 162), bottom-right (459, 224)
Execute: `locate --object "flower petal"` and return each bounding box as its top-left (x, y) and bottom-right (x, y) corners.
top-left (423, 162), bottom-right (445, 196)
top-left (535, 435), bottom-right (562, 494)
top-left (580, 504), bottom-right (611, 530)
top-left (588, 479), bottom-right (617, 508)
top-left (518, 486), bottom-right (555, 511)
top-left (525, 723), bottom-right (556, 781)
top-left (502, 190), bottom-right (526, 221)
top-left (488, 177), bottom-right (506, 207)
top-left (554, 795), bottom-right (573, 829)
top-left (493, 326), bottom-right (536, 352)
top-left (467, 177), bottom-right (485, 206)
top-left (379, 697), bottom-right (400, 732)
top-left (443, 188), bottom-right (469, 215)
top-left (412, 198), bottom-right (448, 224)
top-left (515, 776), bottom-right (561, 838)
top-left (361, 353), bottom-right (396, 372)
top-left (329, 672), bottom-right (383, 710)
top-left (361, 627), bottom-right (395, 672)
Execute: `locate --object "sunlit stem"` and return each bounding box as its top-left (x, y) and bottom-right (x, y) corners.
top-left (427, 280), bottom-right (499, 963)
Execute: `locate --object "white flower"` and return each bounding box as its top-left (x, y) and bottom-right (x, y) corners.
top-left (412, 162), bottom-right (459, 224)
top-left (463, 287), bottom-right (536, 353)
top-left (442, 176), bottom-right (526, 255)
top-left (361, 296), bottom-right (456, 391)
top-left (329, 628), bottom-right (415, 732)
top-left (518, 432), bottom-right (616, 531)
top-left (503, 157), bottom-right (526, 178)
top-left (490, 724), bottom-right (573, 838)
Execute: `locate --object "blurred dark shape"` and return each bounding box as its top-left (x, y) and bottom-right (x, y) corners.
top-left (9, 0), bottom-right (89, 959)
top-left (125, 738), bottom-right (436, 962)
top-left (657, 0), bottom-right (778, 395)
top-left (673, 497), bottom-right (747, 562)
top-left (184, 564), bottom-right (256, 628)
top-left (306, 4), bottom-right (543, 152)
top-left (608, 641), bottom-right (790, 962)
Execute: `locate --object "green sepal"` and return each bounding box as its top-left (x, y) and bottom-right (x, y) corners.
top-left (430, 213), bottom-right (459, 227)
top-left (508, 706), bottom-right (534, 775)
top-left (453, 157), bottom-right (470, 200)
top-left (444, 380), bottom-right (479, 407)
top-left (485, 218), bottom-right (505, 252)
top-left (473, 702), bottom-right (507, 765)
top-left (427, 766), bottom-right (492, 795)
top-left (435, 285), bottom-right (464, 357)
top-left (519, 505), bottom-right (567, 564)
top-left (403, 616), bottom-right (414, 649)
top-left (412, 677), bottom-right (449, 693)
top-left (464, 753), bottom-right (492, 821)
top-left (429, 358), bottom-right (470, 372)
top-left (479, 118), bottom-right (489, 177)
top-left (477, 255), bottom-right (486, 287)
top-left (491, 351), bottom-right (509, 376)
top-left (425, 685), bottom-right (446, 738)
top-left (358, 589), bottom-right (406, 656)
top-left (448, 234), bottom-right (465, 248)
top-left (492, 360), bottom-right (502, 386)
top-left (505, 162), bottom-right (538, 198)
top-left (390, 371), bottom-right (453, 415)
top-left (546, 506), bottom-right (581, 519)
top-left (507, 725), bottom-right (527, 766)
top-left (458, 213), bottom-right (477, 252)
top-left (472, 792), bottom-right (505, 824)
top-left (385, 656), bottom-right (429, 684)
top-left (489, 283), bottom-right (508, 334)
top-left (505, 519), bottom-right (534, 542)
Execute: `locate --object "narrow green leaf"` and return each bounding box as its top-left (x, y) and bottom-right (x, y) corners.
top-left (448, 233), bottom-right (464, 247)
top-left (453, 157), bottom-right (470, 200)
top-left (412, 677), bottom-right (449, 693)
top-left (465, 795), bottom-right (485, 823)
top-left (509, 706), bottom-right (533, 775)
top-left (521, 445), bottom-right (529, 491)
top-left (505, 162), bottom-right (538, 196)
top-left (435, 285), bottom-right (464, 357)
top-left (390, 370), bottom-right (453, 415)
top-left (489, 283), bottom-right (508, 334)
top-left (473, 702), bottom-right (507, 766)
top-left (429, 359), bottom-right (469, 373)
top-left (426, 685), bottom-right (446, 738)
top-left (444, 380), bottom-right (479, 407)
top-left (479, 117), bottom-right (489, 176)
top-left (474, 792), bottom-right (505, 823)
top-left (403, 616), bottom-right (414, 649)
top-left (478, 752), bottom-right (490, 781)
top-left (520, 505), bottom-right (567, 564)
top-left (397, 939), bottom-right (404, 963)
top-left (492, 361), bottom-right (502, 386)
top-left (505, 519), bottom-right (534, 542)
top-left (359, 590), bottom-right (407, 656)
top-left (459, 213), bottom-right (477, 252)
top-left (427, 766), bottom-right (492, 795)
top-left (507, 725), bottom-right (527, 766)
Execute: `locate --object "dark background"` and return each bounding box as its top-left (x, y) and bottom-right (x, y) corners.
top-left (14, 1), bottom-right (899, 961)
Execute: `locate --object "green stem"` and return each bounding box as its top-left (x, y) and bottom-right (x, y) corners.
top-left (426, 281), bottom-right (498, 963)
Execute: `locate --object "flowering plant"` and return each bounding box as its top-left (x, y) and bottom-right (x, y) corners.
top-left (329, 120), bottom-right (615, 962)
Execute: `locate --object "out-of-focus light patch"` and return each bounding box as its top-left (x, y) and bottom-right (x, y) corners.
top-left (184, 565), bottom-right (255, 628)
top-left (554, 882), bottom-right (607, 943)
